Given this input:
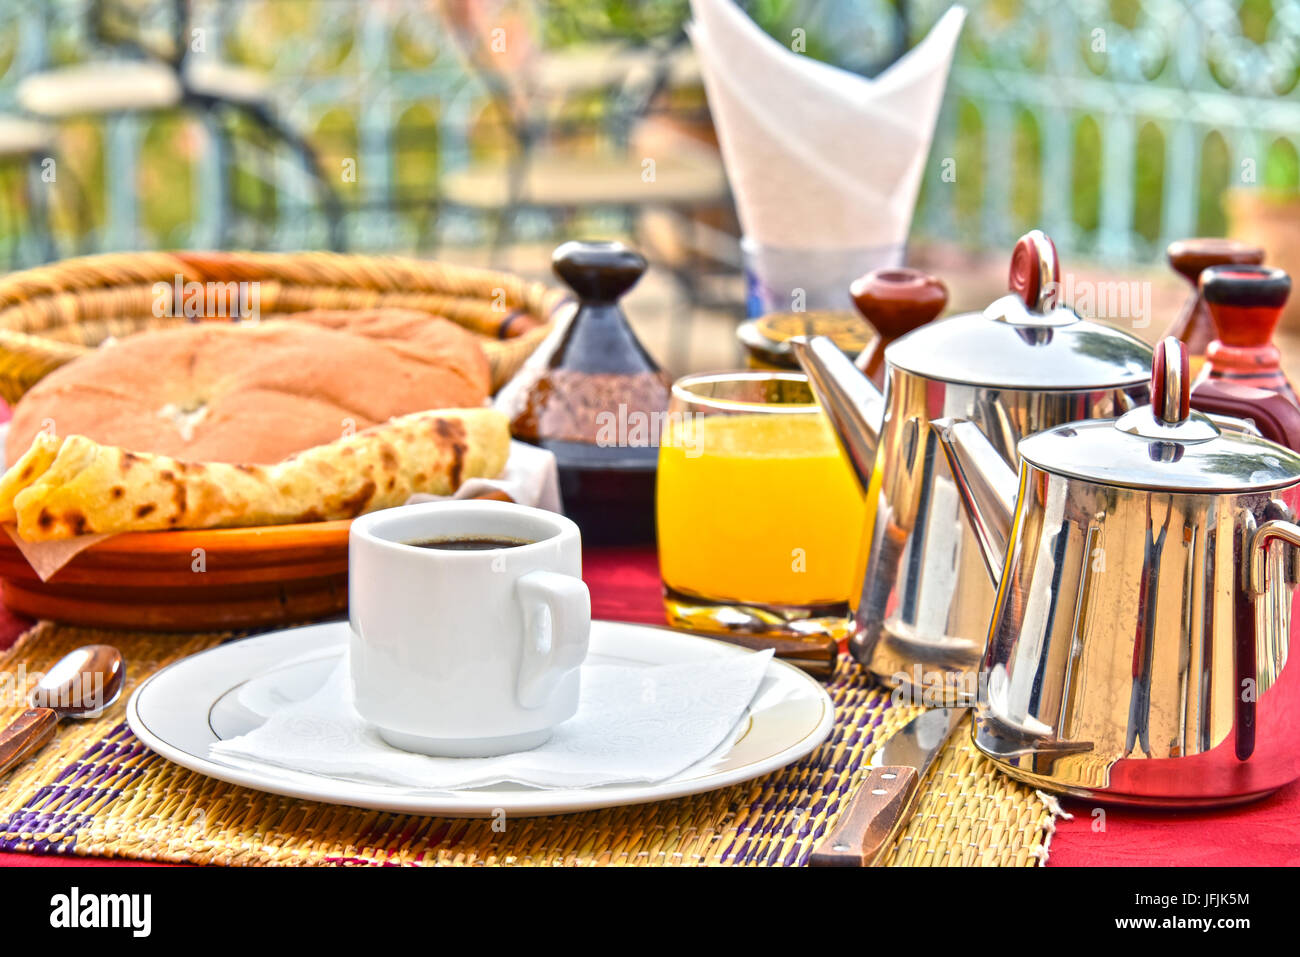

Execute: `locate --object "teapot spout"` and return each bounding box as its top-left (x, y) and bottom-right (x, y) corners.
top-left (931, 418), bottom-right (1020, 588)
top-left (790, 335), bottom-right (885, 494)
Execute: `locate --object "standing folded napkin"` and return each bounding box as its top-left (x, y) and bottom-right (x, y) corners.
top-left (687, 0), bottom-right (966, 313)
top-left (211, 648), bottom-right (773, 790)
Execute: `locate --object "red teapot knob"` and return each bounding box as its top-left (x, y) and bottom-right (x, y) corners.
top-left (1008, 229), bottom-right (1060, 311)
top-left (849, 268), bottom-right (948, 339)
top-left (1200, 264), bottom-right (1290, 349)
top-left (1151, 337), bottom-right (1191, 425)
top-left (849, 267), bottom-right (948, 384)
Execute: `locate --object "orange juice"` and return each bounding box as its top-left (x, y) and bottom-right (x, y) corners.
top-left (657, 411), bottom-right (864, 606)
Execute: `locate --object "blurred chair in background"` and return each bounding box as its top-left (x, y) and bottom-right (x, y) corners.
top-left (434, 0), bottom-right (740, 365)
top-left (17, 0), bottom-right (344, 251)
top-left (0, 113), bottom-right (60, 267)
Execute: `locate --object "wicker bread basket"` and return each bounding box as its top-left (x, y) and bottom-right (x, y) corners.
top-left (0, 250), bottom-right (572, 405)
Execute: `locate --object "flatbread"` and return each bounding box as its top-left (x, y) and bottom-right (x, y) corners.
top-left (0, 408), bottom-right (509, 541)
top-left (5, 319), bottom-right (492, 466)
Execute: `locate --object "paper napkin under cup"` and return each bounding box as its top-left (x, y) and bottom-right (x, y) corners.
top-left (688, 0), bottom-right (966, 310)
top-left (210, 648), bottom-right (774, 790)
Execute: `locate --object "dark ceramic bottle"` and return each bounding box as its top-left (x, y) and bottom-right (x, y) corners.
top-left (507, 240), bottom-right (670, 543)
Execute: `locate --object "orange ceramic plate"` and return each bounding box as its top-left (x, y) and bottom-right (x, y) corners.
top-left (0, 520), bottom-right (353, 632)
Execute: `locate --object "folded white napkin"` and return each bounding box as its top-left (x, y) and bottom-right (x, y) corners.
top-left (688, 0), bottom-right (965, 251)
top-left (210, 648), bottom-right (774, 790)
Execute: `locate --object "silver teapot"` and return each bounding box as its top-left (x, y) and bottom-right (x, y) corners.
top-left (792, 231), bottom-right (1152, 693)
top-left (936, 337), bottom-right (1300, 805)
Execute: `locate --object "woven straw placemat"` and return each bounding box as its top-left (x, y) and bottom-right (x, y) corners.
top-left (0, 622), bottom-right (1064, 866)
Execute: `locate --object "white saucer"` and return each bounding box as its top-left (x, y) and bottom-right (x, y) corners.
top-left (126, 619), bottom-right (834, 817)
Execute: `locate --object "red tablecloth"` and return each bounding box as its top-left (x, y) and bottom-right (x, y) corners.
top-left (1, 545), bottom-right (1297, 867)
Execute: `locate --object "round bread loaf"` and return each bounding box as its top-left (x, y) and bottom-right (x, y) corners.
top-left (5, 318), bottom-right (491, 465)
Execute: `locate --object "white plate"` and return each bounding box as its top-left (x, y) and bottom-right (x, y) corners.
top-left (126, 619), bottom-right (834, 817)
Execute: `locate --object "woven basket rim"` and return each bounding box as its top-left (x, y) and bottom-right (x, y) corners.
top-left (0, 249), bottom-right (570, 309)
top-left (0, 250), bottom-right (570, 403)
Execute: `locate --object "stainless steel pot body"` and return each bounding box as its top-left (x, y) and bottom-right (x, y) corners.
top-left (852, 368), bottom-right (1149, 691)
top-left (974, 460), bottom-right (1300, 805)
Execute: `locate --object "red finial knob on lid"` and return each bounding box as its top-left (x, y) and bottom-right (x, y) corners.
top-left (849, 267), bottom-right (948, 383)
top-left (1151, 337), bottom-right (1191, 425)
top-left (849, 268), bottom-right (948, 340)
top-left (1008, 229), bottom-right (1060, 311)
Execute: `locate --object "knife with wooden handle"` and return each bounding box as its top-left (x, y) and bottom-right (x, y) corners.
top-left (0, 708), bottom-right (59, 777)
top-left (809, 707), bottom-right (967, 866)
top-left (692, 632), bottom-right (838, 680)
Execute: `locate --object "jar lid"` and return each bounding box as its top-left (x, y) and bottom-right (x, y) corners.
top-left (884, 231), bottom-right (1153, 389)
top-left (1019, 338), bottom-right (1300, 492)
top-left (737, 310), bottom-right (872, 366)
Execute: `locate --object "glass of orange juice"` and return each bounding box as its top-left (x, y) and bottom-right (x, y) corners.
top-left (657, 371), bottom-right (864, 640)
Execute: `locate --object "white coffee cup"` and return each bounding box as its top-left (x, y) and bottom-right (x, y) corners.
top-left (348, 501), bottom-right (590, 757)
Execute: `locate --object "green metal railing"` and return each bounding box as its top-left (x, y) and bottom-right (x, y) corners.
top-left (913, 0), bottom-right (1300, 263)
top-left (0, 0), bottom-right (1296, 266)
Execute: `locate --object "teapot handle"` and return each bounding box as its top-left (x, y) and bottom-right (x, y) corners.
top-left (1245, 518), bottom-right (1300, 760)
top-left (1248, 519), bottom-right (1300, 597)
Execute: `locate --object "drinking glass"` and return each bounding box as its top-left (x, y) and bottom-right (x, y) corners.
top-left (656, 371), bottom-right (864, 639)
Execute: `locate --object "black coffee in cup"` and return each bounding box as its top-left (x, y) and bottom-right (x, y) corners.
top-left (406, 536), bottom-right (534, 550)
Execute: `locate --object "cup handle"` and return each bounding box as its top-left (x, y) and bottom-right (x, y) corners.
top-left (515, 570), bottom-right (591, 710)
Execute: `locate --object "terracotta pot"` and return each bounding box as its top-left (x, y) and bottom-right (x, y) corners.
top-left (1227, 188), bottom-right (1300, 331)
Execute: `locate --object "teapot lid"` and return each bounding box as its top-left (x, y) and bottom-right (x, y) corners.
top-left (885, 231), bottom-right (1152, 389)
top-left (1019, 338), bottom-right (1300, 492)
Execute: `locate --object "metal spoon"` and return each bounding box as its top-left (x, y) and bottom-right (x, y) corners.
top-left (0, 644), bottom-right (125, 776)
